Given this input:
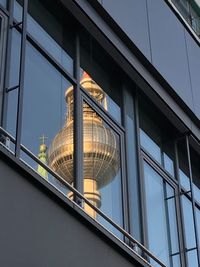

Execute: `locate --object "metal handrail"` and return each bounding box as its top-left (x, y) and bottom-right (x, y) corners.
top-left (0, 127), bottom-right (167, 267)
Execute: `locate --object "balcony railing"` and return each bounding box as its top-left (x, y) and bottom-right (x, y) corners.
top-left (0, 126), bottom-right (167, 267)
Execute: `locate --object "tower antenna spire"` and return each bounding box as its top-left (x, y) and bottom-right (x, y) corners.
top-left (37, 134), bottom-right (48, 180)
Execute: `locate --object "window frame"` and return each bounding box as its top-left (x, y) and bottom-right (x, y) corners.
top-left (0, 9), bottom-right (8, 127)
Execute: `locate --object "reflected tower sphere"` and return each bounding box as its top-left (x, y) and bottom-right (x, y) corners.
top-left (48, 72), bottom-right (120, 218)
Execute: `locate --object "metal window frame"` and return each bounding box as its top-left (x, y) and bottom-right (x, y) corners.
top-left (14, 0), bottom-right (28, 158)
top-left (140, 149), bottom-right (184, 266)
top-left (185, 135), bottom-right (200, 265)
top-left (80, 90), bottom-right (127, 231)
top-left (135, 89), bottom-right (190, 266)
top-left (174, 139), bottom-right (188, 267)
top-left (1, 0), bottom-right (14, 130)
top-left (0, 8), bottom-right (8, 127)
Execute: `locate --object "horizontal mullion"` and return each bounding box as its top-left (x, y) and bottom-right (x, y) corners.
top-left (0, 126), bottom-right (16, 143)
top-left (141, 148), bottom-right (179, 188)
top-left (0, 4), bottom-right (9, 16)
top-left (80, 86), bottom-right (125, 134)
top-left (6, 84), bottom-right (19, 92)
top-left (10, 20), bottom-right (22, 28)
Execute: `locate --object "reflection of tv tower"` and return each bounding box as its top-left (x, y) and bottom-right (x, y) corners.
top-left (37, 135), bottom-right (48, 180)
top-left (48, 72), bottom-right (119, 218)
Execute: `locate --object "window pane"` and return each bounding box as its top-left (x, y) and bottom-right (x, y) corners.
top-left (196, 207), bottom-right (200, 245)
top-left (140, 129), bottom-right (161, 163)
top-left (172, 255), bottom-right (181, 267)
top-left (21, 41), bottom-right (74, 192)
top-left (14, 0), bottom-right (75, 76)
top-left (193, 184), bottom-right (200, 204)
top-left (83, 101), bottom-right (123, 237)
top-left (187, 249), bottom-right (198, 267)
top-left (190, 146), bottom-right (200, 204)
top-left (177, 137), bottom-right (191, 192)
top-left (164, 152), bottom-right (175, 177)
top-left (143, 162), bottom-right (171, 266)
top-left (139, 94), bottom-right (176, 177)
top-left (0, 0), bottom-right (6, 8)
top-left (166, 184), bottom-right (180, 255)
top-left (181, 196), bottom-right (196, 249)
top-left (5, 29), bottom-right (21, 138)
top-left (80, 33), bottom-right (122, 124)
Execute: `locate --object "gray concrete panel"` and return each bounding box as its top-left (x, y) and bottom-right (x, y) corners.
top-left (0, 157), bottom-right (142, 267)
top-left (102, 0), bottom-right (151, 60)
top-left (147, 0), bottom-right (194, 112)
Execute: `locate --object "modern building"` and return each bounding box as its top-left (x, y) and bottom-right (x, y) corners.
top-left (0, 0), bottom-right (200, 266)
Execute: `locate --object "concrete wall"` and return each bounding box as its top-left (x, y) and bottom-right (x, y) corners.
top-left (0, 151), bottom-right (144, 267)
top-left (100, 0), bottom-right (200, 122)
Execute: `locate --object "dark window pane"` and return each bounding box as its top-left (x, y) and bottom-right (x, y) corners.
top-left (14, 0), bottom-right (75, 76)
top-left (177, 137), bottom-right (191, 192)
top-left (139, 95), bottom-right (176, 176)
top-left (21, 41), bottom-right (74, 192)
top-left (8, 29), bottom-right (21, 89)
top-left (80, 32), bottom-right (122, 124)
top-left (190, 146), bottom-right (200, 204)
top-left (5, 30), bottom-right (21, 138)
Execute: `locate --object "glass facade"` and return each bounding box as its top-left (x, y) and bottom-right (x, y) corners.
top-left (0, 1), bottom-right (200, 267)
top-left (172, 0), bottom-right (200, 36)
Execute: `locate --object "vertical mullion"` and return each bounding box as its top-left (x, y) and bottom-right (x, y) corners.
top-left (185, 134), bottom-right (200, 266)
top-left (134, 92), bottom-right (149, 252)
top-left (163, 181), bottom-right (173, 267)
top-left (74, 32), bottom-right (83, 197)
top-left (174, 140), bottom-right (187, 267)
top-left (15, 0), bottom-right (28, 158)
top-left (120, 132), bottom-right (129, 237)
top-left (1, 0), bottom-right (14, 130)
top-left (121, 85), bottom-right (131, 239)
top-left (0, 12), bottom-right (8, 127)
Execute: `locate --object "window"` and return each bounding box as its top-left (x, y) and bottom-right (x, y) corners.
top-left (0, 9), bottom-right (7, 130)
top-left (139, 94), bottom-right (176, 177)
top-left (80, 30), bottom-right (122, 124)
top-left (143, 162), bottom-right (180, 267)
top-left (172, 0), bottom-right (200, 37)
